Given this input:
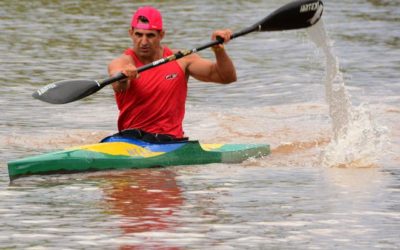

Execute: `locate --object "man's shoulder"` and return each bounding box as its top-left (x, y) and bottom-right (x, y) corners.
top-left (109, 53), bottom-right (133, 66)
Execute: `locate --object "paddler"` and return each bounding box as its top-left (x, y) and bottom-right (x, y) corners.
top-left (107, 6), bottom-right (237, 143)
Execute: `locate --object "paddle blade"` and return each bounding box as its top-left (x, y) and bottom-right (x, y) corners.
top-left (32, 79), bottom-right (102, 104)
top-left (259, 0), bottom-right (323, 31)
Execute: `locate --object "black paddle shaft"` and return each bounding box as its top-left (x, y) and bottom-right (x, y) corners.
top-left (33, 0), bottom-right (323, 104)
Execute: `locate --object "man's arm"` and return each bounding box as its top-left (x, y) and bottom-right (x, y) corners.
top-left (185, 29), bottom-right (237, 84)
top-left (108, 55), bottom-right (138, 92)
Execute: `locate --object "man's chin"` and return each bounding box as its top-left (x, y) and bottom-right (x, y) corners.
top-left (139, 48), bottom-right (151, 55)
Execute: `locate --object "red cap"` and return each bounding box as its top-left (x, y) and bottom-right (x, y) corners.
top-left (131, 6), bottom-right (163, 30)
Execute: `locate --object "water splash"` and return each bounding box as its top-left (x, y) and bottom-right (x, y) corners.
top-left (307, 21), bottom-right (388, 168)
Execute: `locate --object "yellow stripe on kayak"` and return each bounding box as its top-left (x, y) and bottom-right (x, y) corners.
top-left (200, 144), bottom-right (223, 151)
top-left (69, 142), bottom-right (164, 158)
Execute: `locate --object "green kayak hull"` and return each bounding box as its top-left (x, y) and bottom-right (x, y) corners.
top-left (7, 139), bottom-right (270, 181)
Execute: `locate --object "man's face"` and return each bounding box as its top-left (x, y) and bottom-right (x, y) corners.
top-left (129, 28), bottom-right (164, 58)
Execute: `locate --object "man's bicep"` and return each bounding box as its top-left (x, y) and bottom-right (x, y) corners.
top-left (186, 56), bottom-right (216, 82)
top-left (108, 55), bottom-right (132, 76)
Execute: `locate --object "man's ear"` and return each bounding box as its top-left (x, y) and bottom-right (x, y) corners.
top-left (159, 30), bottom-right (165, 40)
top-left (128, 27), bottom-right (134, 37)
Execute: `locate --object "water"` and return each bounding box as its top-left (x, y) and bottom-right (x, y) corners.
top-left (1, 0), bottom-right (399, 249)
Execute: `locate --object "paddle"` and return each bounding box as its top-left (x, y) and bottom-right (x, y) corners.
top-left (33, 0), bottom-right (323, 104)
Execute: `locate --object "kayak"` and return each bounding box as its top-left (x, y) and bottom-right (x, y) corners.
top-left (7, 136), bottom-right (270, 181)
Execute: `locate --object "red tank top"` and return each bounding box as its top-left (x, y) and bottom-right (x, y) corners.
top-left (115, 47), bottom-right (187, 138)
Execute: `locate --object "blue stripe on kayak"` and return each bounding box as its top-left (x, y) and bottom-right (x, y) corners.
top-left (101, 136), bottom-right (187, 153)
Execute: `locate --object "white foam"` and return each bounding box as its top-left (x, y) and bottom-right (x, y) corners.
top-left (307, 21), bottom-right (388, 168)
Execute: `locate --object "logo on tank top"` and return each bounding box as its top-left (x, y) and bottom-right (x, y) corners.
top-left (165, 73), bottom-right (178, 80)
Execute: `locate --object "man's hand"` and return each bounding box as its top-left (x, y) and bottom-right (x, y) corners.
top-left (211, 29), bottom-right (233, 51)
top-left (121, 63), bottom-right (139, 79)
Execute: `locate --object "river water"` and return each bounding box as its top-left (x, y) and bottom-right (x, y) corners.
top-left (1, 0), bottom-right (399, 249)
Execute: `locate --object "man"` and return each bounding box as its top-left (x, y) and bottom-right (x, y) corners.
top-left (107, 6), bottom-right (237, 143)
